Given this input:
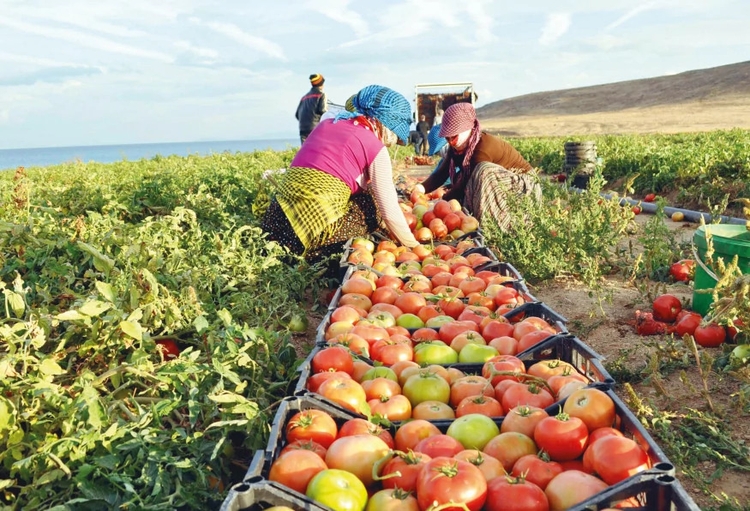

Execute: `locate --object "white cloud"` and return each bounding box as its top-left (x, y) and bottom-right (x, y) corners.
top-left (606, 1), bottom-right (658, 31)
top-left (201, 20), bottom-right (287, 61)
top-left (539, 13), bottom-right (571, 46)
top-left (306, 0), bottom-right (369, 38)
top-left (0, 110), bottom-right (9, 123)
top-left (174, 41), bottom-right (220, 64)
top-left (0, 16), bottom-right (173, 62)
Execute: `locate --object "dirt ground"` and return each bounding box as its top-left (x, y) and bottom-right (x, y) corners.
top-left (518, 213), bottom-right (749, 509)
top-left (479, 98), bottom-right (750, 137)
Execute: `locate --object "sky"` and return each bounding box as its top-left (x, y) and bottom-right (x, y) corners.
top-left (1, 0), bottom-right (749, 150)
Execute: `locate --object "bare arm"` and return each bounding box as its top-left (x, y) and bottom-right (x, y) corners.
top-left (420, 156), bottom-right (451, 193)
top-left (369, 148), bottom-right (419, 248)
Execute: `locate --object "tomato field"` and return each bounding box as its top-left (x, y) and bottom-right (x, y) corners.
top-left (1, 132), bottom-right (749, 510)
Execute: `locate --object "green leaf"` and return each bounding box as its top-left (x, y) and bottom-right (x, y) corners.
top-left (79, 300), bottom-right (112, 317)
top-left (208, 392), bottom-right (246, 404)
top-left (56, 310), bottom-right (86, 321)
top-left (217, 309), bottom-right (232, 326)
top-left (95, 281), bottom-right (116, 302)
top-left (193, 315), bottom-right (209, 333)
top-left (119, 320), bottom-right (143, 341)
top-left (77, 241), bottom-right (115, 273)
top-left (4, 291), bottom-right (25, 318)
top-left (39, 358), bottom-right (65, 376)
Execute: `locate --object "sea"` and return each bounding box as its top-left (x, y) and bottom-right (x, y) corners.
top-left (0, 138), bottom-right (299, 172)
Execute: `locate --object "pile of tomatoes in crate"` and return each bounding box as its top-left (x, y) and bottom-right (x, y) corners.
top-left (221, 194), bottom-right (700, 511)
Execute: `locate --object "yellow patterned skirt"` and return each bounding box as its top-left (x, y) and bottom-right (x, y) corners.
top-left (261, 167), bottom-right (381, 260)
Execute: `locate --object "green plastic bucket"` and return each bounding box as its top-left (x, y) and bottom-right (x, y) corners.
top-left (692, 224), bottom-right (750, 316)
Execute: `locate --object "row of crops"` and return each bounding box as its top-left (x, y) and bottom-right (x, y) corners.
top-left (219, 195), bottom-right (702, 510)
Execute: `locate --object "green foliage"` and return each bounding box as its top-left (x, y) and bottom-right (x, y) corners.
top-left (0, 151), bottom-right (316, 509)
top-left (482, 171), bottom-right (633, 291)
top-left (510, 129), bottom-right (750, 213)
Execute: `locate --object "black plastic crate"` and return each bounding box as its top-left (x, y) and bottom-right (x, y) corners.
top-left (504, 301), bottom-right (568, 329)
top-left (219, 477), bottom-right (330, 511)
top-left (515, 334), bottom-right (614, 385)
top-left (567, 472), bottom-right (700, 511)
top-left (448, 333), bottom-right (614, 387)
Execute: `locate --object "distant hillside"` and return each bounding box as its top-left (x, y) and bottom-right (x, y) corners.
top-left (477, 61), bottom-right (750, 136)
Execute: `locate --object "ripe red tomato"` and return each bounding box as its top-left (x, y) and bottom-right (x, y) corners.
top-left (652, 294), bottom-right (682, 322)
top-left (587, 435), bottom-right (651, 484)
top-left (643, 193), bottom-right (656, 202)
top-left (279, 439), bottom-right (327, 459)
top-left (485, 475), bottom-right (550, 511)
top-left (268, 449), bottom-right (327, 494)
top-left (285, 409), bottom-right (338, 448)
top-left (533, 414), bottom-right (589, 461)
top-left (155, 339), bottom-right (180, 359)
top-left (337, 418), bottom-right (394, 448)
top-left (693, 323), bottom-right (727, 347)
top-left (674, 312), bottom-right (702, 337)
top-left (631, 205), bottom-right (642, 214)
top-left (501, 405), bottom-right (549, 438)
top-left (501, 382), bottom-right (555, 410)
top-left (415, 457), bottom-right (488, 511)
top-left (511, 453), bottom-right (563, 491)
top-left (414, 433), bottom-right (465, 458)
top-left (380, 450), bottom-right (432, 492)
top-left (311, 346), bottom-right (354, 375)
top-left (669, 259), bottom-right (695, 282)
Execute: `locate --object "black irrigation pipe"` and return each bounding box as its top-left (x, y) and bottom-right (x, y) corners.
top-left (571, 187), bottom-right (747, 225)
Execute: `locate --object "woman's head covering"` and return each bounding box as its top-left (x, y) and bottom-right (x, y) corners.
top-left (334, 85), bottom-right (412, 144)
top-left (344, 94), bottom-right (357, 113)
top-left (310, 73), bottom-right (325, 87)
top-left (438, 102), bottom-right (482, 186)
top-left (427, 124), bottom-right (447, 156)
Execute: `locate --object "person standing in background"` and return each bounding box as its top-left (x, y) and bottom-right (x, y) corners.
top-left (416, 114), bottom-right (430, 156)
top-left (295, 73), bottom-right (327, 144)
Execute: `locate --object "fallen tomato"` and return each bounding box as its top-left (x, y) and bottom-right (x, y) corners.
top-left (693, 323), bottom-right (726, 348)
top-left (155, 339), bottom-right (180, 359)
top-left (634, 311), bottom-right (670, 336)
top-left (643, 193), bottom-right (656, 202)
top-left (669, 259), bottom-right (695, 282)
top-left (652, 294), bottom-right (682, 322)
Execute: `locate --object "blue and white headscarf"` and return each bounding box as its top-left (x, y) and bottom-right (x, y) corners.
top-left (427, 124), bottom-right (447, 156)
top-left (334, 85), bottom-right (412, 144)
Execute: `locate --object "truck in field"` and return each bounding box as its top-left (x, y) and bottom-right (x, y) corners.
top-left (414, 82), bottom-right (476, 126)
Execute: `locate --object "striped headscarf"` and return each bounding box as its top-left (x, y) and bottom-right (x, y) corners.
top-left (439, 102), bottom-right (482, 186)
top-left (427, 124), bottom-right (447, 156)
top-left (334, 85), bottom-right (412, 143)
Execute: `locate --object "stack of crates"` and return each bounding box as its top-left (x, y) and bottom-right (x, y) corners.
top-left (220, 228), bottom-right (701, 511)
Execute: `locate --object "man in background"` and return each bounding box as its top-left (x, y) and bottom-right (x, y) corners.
top-left (416, 114), bottom-right (430, 156)
top-left (295, 73), bottom-right (327, 144)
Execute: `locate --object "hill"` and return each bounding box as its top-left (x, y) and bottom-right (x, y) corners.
top-left (477, 60), bottom-right (750, 137)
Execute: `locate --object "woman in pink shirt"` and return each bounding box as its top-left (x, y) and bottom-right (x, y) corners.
top-left (261, 85), bottom-right (419, 266)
